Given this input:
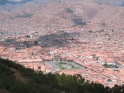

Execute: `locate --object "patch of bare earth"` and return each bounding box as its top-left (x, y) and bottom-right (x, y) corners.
top-left (9, 67), bottom-right (27, 83)
top-left (0, 89), bottom-right (9, 93)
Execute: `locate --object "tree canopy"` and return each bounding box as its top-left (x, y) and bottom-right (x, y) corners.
top-left (0, 58), bottom-right (124, 93)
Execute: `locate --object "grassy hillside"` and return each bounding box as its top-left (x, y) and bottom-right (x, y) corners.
top-left (0, 58), bottom-right (124, 93)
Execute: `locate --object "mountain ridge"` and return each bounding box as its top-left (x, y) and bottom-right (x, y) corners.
top-left (0, 0), bottom-right (124, 30)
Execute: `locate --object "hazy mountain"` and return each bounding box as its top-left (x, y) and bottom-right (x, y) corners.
top-left (1, 0), bottom-right (124, 6)
top-left (0, 0), bottom-right (33, 5)
top-left (0, 0), bottom-right (124, 30)
top-left (93, 0), bottom-right (124, 6)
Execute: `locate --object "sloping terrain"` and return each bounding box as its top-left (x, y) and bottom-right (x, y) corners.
top-left (90, 6), bottom-right (124, 30)
top-left (92, 0), bottom-right (124, 6)
top-left (0, 58), bottom-right (124, 93)
top-left (0, 0), bottom-right (124, 30)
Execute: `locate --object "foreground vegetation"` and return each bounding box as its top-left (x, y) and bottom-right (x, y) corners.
top-left (0, 58), bottom-right (124, 93)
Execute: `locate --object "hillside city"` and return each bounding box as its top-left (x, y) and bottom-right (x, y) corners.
top-left (0, 20), bottom-right (124, 87)
top-left (0, 0), bottom-right (124, 88)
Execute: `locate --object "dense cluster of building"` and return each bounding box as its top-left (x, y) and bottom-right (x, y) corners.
top-left (0, 20), bottom-right (124, 87)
